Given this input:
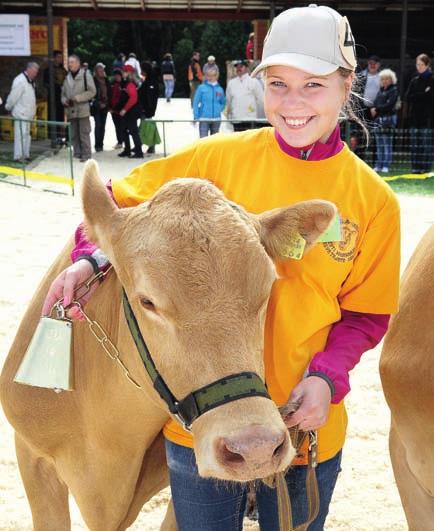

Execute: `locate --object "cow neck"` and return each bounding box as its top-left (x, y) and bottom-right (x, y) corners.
top-left (122, 289), bottom-right (270, 431)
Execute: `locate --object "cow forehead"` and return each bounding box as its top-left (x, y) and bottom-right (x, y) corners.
top-left (116, 180), bottom-right (275, 306)
top-left (124, 179), bottom-right (263, 260)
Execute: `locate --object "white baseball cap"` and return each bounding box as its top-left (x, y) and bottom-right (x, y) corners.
top-left (251, 4), bottom-right (357, 77)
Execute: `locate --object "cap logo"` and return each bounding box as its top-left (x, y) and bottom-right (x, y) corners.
top-left (339, 16), bottom-right (356, 70)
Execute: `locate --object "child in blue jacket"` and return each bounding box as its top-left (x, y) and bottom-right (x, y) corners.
top-left (193, 67), bottom-right (225, 138)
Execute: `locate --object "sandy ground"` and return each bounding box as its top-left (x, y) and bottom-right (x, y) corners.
top-left (1, 99), bottom-right (433, 530)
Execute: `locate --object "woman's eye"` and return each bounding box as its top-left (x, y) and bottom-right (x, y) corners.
top-left (270, 80), bottom-right (286, 87)
top-left (140, 297), bottom-right (156, 311)
top-left (306, 82), bottom-right (323, 88)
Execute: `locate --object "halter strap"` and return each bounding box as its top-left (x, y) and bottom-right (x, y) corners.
top-left (122, 290), bottom-right (270, 430)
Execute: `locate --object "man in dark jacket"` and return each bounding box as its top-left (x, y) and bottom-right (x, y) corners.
top-left (43, 50), bottom-right (67, 143)
top-left (138, 61), bottom-right (159, 154)
top-left (109, 69), bottom-right (123, 148)
top-left (92, 62), bottom-right (111, 152)
top-left (405, 53), bottom-right (434, 173)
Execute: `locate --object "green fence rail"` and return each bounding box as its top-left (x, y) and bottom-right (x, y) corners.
top-left (0, 116), bottom-right (75, 195)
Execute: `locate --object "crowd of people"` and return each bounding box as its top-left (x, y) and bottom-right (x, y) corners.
top-left (352, 53), bottom-right (434, 173)
top-left (2, 45), bottom-right (433, 172)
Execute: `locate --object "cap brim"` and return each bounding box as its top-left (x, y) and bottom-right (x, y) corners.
top-left (251, 53), bottom-right (339, 77)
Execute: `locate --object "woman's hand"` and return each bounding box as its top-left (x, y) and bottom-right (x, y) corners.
top-left (41, 259), bottom-right (98, 321)
top-left (370, 107), bottom-right (377, 117)
top-left (283, 376), bottom-right (332, 432)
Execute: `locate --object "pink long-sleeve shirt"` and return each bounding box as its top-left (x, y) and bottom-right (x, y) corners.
top-left (72, 124), bottom-right (390, 404)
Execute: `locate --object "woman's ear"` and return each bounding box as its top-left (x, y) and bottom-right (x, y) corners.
top-left (344, 72), bottom-right (355, 102)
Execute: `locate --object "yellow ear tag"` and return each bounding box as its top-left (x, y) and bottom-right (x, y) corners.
top-left (282, 233), bottom-right (306, 260)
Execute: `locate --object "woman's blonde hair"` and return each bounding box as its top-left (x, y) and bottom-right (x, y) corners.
top-left (379, 68), bottom-right (397, 85)
top-left (338, 67), bottom-right (369, 145)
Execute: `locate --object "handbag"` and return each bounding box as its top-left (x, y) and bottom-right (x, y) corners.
top-left (139, 119), bottom-right (161, 146)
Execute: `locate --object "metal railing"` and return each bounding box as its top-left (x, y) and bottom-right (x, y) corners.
top-left (143, 118), bottom-right (433, 178)
top-left (342, 121), bottom-right (434, 177)
top-left (0, 116), bottom-right (75, 195)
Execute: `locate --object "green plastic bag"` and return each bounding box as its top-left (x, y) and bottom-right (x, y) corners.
top-left (139, 120), bottom-right (161, 146)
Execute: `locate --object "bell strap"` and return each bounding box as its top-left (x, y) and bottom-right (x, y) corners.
top-left (122, 290), bottom-right (270, 430)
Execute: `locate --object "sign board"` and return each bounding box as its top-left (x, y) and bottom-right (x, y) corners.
top-left (0, 14), bottom-right (30, 56)
top-left (31, 24), bottom-right (62, 55)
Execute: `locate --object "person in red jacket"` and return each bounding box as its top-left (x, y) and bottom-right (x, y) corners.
top-left (109, 69), bottom-right (123, 149)
top-left (117, 64), bottom-right (143, 158)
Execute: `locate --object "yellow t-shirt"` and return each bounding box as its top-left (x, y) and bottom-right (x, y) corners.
top-left (112, 128), bottom-right (400, 464)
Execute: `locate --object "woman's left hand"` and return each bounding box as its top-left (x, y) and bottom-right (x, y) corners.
top-left (283, 376), bottom-right (332, 432)
top-left (370, 107), bottom-right (377, 117)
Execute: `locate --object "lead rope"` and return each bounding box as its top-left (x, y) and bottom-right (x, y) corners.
top-left (261, 400), bottom-right (320, 531)
top-left (274, 430), bottom-right (319, 531)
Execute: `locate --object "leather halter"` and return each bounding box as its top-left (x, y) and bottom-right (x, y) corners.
top-left (122, 290), bottom-right (271, 431)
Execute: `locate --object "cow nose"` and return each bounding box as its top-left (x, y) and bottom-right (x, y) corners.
top-left (216, 425), bottom-right (288, 475)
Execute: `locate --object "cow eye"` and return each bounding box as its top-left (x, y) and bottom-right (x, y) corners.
top-left (140, 297), bottom-right (155, 311)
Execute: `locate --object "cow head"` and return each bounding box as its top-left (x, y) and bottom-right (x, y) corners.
top-left (81, 161), bottom-right (336, 482)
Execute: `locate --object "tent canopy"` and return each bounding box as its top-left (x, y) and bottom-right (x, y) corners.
top-left (0, 1), bottom-right (432, 20)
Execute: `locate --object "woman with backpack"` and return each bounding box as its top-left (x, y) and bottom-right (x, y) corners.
top-left (161, 53), bottom-right (176, 102)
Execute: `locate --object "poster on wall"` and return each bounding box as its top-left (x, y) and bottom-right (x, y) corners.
top-left (0, 14), bottom-right (31, 56)
top-left (31, 24), bottom-right (61, 55)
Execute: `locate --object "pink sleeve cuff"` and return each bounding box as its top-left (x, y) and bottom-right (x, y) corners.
top-left (308, 310), bottom-right (390, 404)
top-left (70, 181), bottom-right (115, 265)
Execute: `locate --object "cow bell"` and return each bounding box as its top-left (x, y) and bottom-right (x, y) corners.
top-left (14, 312), bottom-right (74, 393)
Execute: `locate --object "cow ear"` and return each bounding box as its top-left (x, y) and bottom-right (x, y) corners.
top-left (81, 160), bottom-right (125, 250)
top-left (255, 200), bottom-right (337, 259)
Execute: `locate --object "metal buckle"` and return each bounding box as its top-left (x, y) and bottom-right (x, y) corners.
top-left (308, 430), bottom-right (318, 468)
top-left (173, 402), bottom-right (192, 432)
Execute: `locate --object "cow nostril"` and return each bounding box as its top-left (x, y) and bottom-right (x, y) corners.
top-left (273, 440), bottom-right (285, 459)
top-left (221, 445), bottom-right (245, 466)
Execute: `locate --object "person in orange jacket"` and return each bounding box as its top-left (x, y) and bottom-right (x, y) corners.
top-left (187, 51), bottom-right (203, 105)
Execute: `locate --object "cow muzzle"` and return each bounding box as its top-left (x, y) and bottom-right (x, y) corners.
top-left (216, 424), bottom-right (291, 480)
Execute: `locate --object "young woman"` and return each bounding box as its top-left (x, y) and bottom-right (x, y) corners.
top-left (43, 5), bottom-right (400, 530)
top-left (161, 52), bottom-right (176, 102)
top-left (193, 66), bottom-right (226, 138)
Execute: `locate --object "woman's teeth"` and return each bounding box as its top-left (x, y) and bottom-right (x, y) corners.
top-left (285, 117), bottom-right (310, 126)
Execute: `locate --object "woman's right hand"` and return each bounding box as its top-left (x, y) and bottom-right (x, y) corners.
top-left (42, 259), bottom-right (99, 321)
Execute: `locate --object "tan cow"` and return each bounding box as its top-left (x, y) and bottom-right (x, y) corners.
top-left (380, 225), bottom-right (434, 530)
top-left (0, 161), bottom-right (336, 530)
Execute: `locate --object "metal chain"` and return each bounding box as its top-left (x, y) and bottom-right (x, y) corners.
top-left (53, 267), bottom-right (143, 390)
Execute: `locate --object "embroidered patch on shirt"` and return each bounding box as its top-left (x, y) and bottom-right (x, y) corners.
top-left (317, 215), bottom-right (343, 243)
top-left (323, 219), bottom-right (358, 262)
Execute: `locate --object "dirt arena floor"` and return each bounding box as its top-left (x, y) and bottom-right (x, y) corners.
top-left (1, 102), bottom-right (432, 529)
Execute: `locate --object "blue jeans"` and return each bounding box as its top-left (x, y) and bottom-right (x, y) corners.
top-left (374, 129), bottom-right (394, 169)
top-left (164, 79), bottom-right (175, 99)
top-left (166, 440), bottom-right (342, 531)
top-left (199, 120), bottom-right (221, 138)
